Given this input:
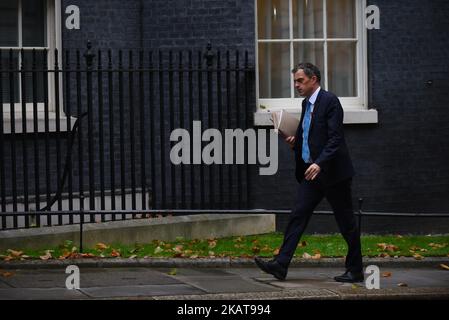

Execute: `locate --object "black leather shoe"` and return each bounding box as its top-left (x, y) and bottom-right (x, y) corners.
top-left (334, 270), bottom-right (364, 283)
top-left (254, 257), bottom-right (287, 280)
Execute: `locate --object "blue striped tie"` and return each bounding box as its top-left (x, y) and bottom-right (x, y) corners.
top-left (302, 101), bottom-right (312, 163)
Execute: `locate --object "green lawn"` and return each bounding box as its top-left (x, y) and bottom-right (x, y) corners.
top-left (1, 233), bottom-right (448, 261)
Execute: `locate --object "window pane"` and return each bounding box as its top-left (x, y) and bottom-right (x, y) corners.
top-left (258, 42), bottom-right (291, 98)
top-left (293, 42), bottom-right (325, 97)
top-left (257, 0), bottom-right (290, 39)
top-left (293, 0), bottom-right (323, 39)
top-left (23, 51), bottom-right (45, 103)
top-left (0, 0), bottom-right (19, 47)
top-left (23, 0), bottom-right (47, 47)
top-left (328, 42), bottom-right (357, 97)
top-left (326, 0), bottom-right (355, 38)
top-left (0, 50), bottom-right (20, 104)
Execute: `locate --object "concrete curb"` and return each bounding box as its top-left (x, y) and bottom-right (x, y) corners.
top-left (148, 287), bottom-right (449, 300)
top-left (1, 257), bottom-right (448, 269)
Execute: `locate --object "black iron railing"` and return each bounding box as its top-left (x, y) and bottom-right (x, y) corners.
top-left (0, 42), bottom-right (256, 229)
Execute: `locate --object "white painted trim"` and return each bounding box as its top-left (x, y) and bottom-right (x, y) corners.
top-left (0, 0), bottom-right (65, 130)
top-left (255, 0), bottom-right (369, 116)
top-left (2, 111), bottom-right (77, 134)
top-left (254, 108), bottom-right (378, 126)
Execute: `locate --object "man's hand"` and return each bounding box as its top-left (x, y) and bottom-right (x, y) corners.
top-left (305, 163), bottom-right (321, 181)
top-left (284, 135), bottom-right (296, 149)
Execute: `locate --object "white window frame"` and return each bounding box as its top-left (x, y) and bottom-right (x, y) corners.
top-left (254, 0), bottom-right (377, 125)
top-left (1, 0), bottom-right (70, 133)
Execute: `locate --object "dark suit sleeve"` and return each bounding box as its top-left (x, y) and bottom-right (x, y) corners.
top-left (314, 96), bottom-right (344, 168)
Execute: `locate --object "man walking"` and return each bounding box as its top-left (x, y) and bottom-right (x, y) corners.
top-left (255, 63), bottom-right (364, 283)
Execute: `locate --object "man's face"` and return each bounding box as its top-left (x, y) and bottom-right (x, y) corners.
top-left (293, 69), bottom-right (317, 98)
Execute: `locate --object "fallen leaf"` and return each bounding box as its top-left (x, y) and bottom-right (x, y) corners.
top-left (7, 249), bottom-right (23, 258)
top-left (40, 250), bottom-right (53, 260)
top-left (96, 243), bottom-right (109, 250)
top-left (3, 255), bottom-right (13, 261)
top-left (80, 253), bottom-right (95, 258)
top-left (111, 249), bottom-right (121, 257)
top-left (429, 243), bottom-right (447, 249)
top-left (397, 283), bottom-right (408, 287)
top-left (168, 268), bottom-right (177, 275)
top-left (173, 245), bottom-right (184, 254)
top-left (311, 253), bottom-right (321, 260)
top-left (273, 248), bottom-right (280, 255)
top-left (190, 254), bottom-right (199, 259)
top-left (439, 264), bottom-right (449, 270)
top-left (208, 241), bottom-right (217, 249)
top-left (234, 237), bottom-right (243, 243)
top-left (302, 252), bottom-right (312, 259)
top-left (382, 272), bottom-right (392, 277)
top-left (298, 241), bottom-right (307, 247)
top-left (378, 253), bottom-right (390, 258)
top-left (252, 246), bottom-right (261, 254)
top-left (154, 247), bottom-right (164, 254)
top-left (413, 254), bottom-right (424, 260)
top-left (129, 255), bottom-right (137, 259)
top-left (208, 251), bottom-right (215, 257)
top-left (0, 271), bottom-right (14, 278)
top-left (377, 243), bottom-right (399, 252)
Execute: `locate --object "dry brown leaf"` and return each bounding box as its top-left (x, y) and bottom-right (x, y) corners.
top-left (298, 241), bottom-right (307, 247)
top-left (96, 243), bottom-right (109, 250)
top-left (3, 255), bottom-right (13, 262)
top-left (252, 246), bottom-right (261, 254)
top-left (208, 251), bottom-right (215, 257)
top-left (273, 248), bottom-right (280, 255)
top-left (413, 254), bottom-right (424, 260)
top-left (0, 271), bottom-right (14, 278)
top-left (311, 253), bottom-right (321, 260)
top-left (173, 245), bottom-right (184, 253)
top-left (302, 252), bottom-right (312, 259)
top-left (7, 249), bottom-right (23, 257)
top-left (429, 243), bottom-right (447, 249)
top-left (377, 243), bottom-right (399, 252)
top-left (80, 253), bottom-right (95, 258)
top-left (39, 250), bottom-right (53, 260)
top-left (208, 240), bottom-right (217, 249)
top-left (378, 253), bottom-right (390, 258)
top-left (190, 254), bottom-right (199, 259)
top-left (111, 249), bottom-right (121, 257)
top-left (382, 272), bottom-right (392, 277)
top-left (439, 264), bottom-right (449, 270)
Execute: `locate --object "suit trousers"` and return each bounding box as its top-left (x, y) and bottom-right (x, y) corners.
top-left (276, 176), bottom-right (363, 273)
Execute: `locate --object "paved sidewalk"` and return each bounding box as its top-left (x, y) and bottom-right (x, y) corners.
top-left (1, 264), bottom-right (449, 300)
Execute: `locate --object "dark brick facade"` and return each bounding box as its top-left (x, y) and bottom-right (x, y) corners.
top-left (2, 0), bottom-right (449, 233)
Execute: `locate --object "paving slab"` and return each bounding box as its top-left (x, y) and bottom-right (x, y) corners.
top-left (0, 288), bottom-right (88, 300)
top-left (81, 284), bottom-right (205, 298)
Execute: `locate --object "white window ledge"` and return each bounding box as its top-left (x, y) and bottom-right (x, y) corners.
top-left (2, 111), bottom-right (77, 134)
top-left (254, 108), bottom-right (378, 126)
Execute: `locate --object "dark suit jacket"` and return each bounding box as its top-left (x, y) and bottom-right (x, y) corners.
top-left (293, 89), bottom-right (354, 187)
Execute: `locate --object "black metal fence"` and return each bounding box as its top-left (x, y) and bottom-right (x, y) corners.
top-left (0, 42), bottom-right (256, 230)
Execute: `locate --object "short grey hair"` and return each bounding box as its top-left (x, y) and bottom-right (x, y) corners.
top-left (292, 62), bottom-right (321, 83)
